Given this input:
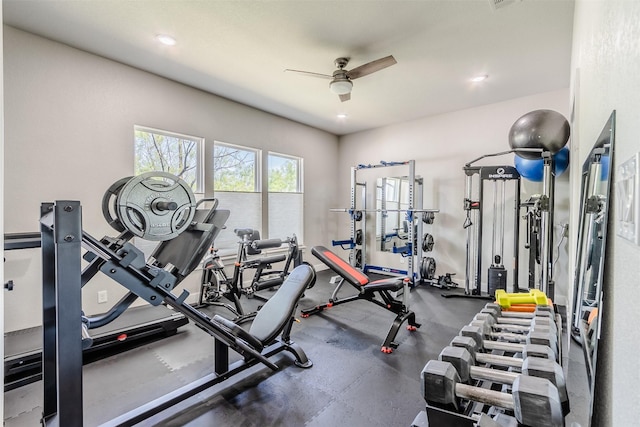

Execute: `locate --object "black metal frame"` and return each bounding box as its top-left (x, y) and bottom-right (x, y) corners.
top-left (4, 232), bottom-right (189, 392)
top-left (301, 246), bottom-right (420, 353)
top-left (40, 201), bottom-right (311, 426)
top-left (41, 201), bottom-right (84, 426)
top-left (466, 165), bottom-right (522, 295)
top-left (198, 231), bottom-right (303, 320)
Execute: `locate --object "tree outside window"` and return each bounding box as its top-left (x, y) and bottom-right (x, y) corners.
top-left (213, 143), bottom-right (258, 192)
top-left (134, 128), bottom-right (304, 249)
top-left (134, 126), bottom-right (202, 192)
top-left (268, 153), bottom-right (301, 192)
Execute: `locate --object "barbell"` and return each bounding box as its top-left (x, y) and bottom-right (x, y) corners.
top-left (330, 208), bottom-right (438, 224)
top-left (102, 172), bottom-right (196, 241)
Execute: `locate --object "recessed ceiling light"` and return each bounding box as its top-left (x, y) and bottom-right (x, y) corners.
top-left (470, 75), bottom-right (488, 82)
top-left (156, 34), bottom-right (176, 46)
top-left (336, 113), bottom-right (348, 119)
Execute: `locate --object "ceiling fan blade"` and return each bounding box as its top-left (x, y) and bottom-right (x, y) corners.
top-left (346, 55), bottom-right (397, 80)
top-left (339, 93), bottom-right (351, 102)
top-left (284, 69), bottom-right (333, 79)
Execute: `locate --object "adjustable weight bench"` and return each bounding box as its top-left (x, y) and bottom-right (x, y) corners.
top-left (301, 245), bottom-right (420, 353)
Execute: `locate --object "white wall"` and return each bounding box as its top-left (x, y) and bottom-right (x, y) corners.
top-left (570, 1), bottom-right (640, 425)
top-left (3, 26), bottom-right (339, 331)
top-left (338, 89), bottom-right (571, 302)
top-left (1, 2), bottom-right (5, 422)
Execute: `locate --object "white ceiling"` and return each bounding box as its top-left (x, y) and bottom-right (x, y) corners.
top-left (3, 0), bottom-right (575, 136)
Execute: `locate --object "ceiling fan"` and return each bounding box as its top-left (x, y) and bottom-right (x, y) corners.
top-left (285, 55), bottom-right (397, 102)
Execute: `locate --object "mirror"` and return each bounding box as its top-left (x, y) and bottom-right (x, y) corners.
top-left (571, 111), bottom-right (615, 399)
top-left (376, 177), bottom-right (411, 252)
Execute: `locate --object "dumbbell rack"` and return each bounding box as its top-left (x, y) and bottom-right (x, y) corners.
top-left (413, 300), bottom-right (566, 427)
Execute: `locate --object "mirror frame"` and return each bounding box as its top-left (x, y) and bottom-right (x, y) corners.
top-left (570, 110), bottom-right (615, 409)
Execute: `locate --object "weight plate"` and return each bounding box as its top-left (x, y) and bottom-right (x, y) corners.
top-left (355, 249), bottom-right (363, 268)
top-left (421, 257), bottom-right (436, 280)
top-left (102, 176), bottom-right (133, 232)
top-left (355, 229), bottom-right (363, 246)
top-left (422, 233), bottom-right (435, 252)
top-left (422, 211), bottom-right (435, 224)
top-left (116, 172), bottom-right (196, 241)
top-left (352, 210), bottom-right (363, 222)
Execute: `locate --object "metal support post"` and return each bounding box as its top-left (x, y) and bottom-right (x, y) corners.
top-left (540, 152), bottom-right (555, 297)
top-left (41, 201), bottom-right (84, 427)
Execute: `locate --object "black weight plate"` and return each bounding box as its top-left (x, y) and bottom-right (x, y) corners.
top-left (355, 229), bottom-right (363, 246)
top-left (422, 233), bottom-right (435, 252)
top-left (422, 211), bottom-right (435, 224)
top-left (101, 176), bottom-right (133, 232)
top-left (421, 257), bottom-right (436, 280)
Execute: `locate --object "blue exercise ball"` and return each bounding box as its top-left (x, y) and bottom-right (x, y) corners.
top-left (514, 147), bottom-right (570, 182)
top-left (600, 155), bottom-right (610, 181)
top-left (514, 155), bottom-right (544, 181)
top-left (553, 147), bottom-right (570, 176)
top-left (509, 110), bottom-right (570, 159)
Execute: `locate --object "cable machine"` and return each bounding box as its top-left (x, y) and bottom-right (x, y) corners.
top-left (462, 164), bottom-right (521, 298)
top-left (447, 148), bottom-right (557, 300)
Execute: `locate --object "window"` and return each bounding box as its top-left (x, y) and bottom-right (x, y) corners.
top-left (212, 142), bottom-right (261, 250)
top-left (268, 153), bottom-right (303, 241)
top-left (133, 128), bottom-right (304, 252)
top-left (268, 153), bottom-right (301, 192)
top-left (134, 126), bottom-right (203, 193)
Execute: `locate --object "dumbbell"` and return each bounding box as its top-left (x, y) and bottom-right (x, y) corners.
top-left (459, 325), bottom-right (558, 361)
top-left (422, 360), bottom-right (563, 427)
top-left (495, 289), bottom-right (549, 309)
top-left (486, 302), bottom-right (554, 318)
top-left (469, 318), bottom-right (558, 354)
top-left (474, 312), bottom-right (557, 336)
top-left (439, 345), bottom-right (569, 415)
top-left (470, 316), bottom-right (559, 357)
top-left (451, 335), bottom-right (555, 367)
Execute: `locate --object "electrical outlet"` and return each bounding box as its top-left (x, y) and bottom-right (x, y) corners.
top-left (98, 290), bottom-right (108, 304)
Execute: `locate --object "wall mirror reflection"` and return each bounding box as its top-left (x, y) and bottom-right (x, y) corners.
top-left (571, 111), bottom-right (615, 404)
top-left (375, 176), bottom-right (416, 252)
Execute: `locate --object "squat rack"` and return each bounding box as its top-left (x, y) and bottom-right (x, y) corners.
top-left (332, 160), bottom-right (438, 284)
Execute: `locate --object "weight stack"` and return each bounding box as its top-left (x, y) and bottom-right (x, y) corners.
top-left (487, 265), bottom-right (507, 297)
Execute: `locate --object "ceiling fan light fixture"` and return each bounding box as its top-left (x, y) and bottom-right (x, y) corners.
top-left (156, 34), bottom-right (177, 46)
top-left (470, 74), bottom-right (488, 82)
top-left (330, 79), bottom-right (353, 95)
